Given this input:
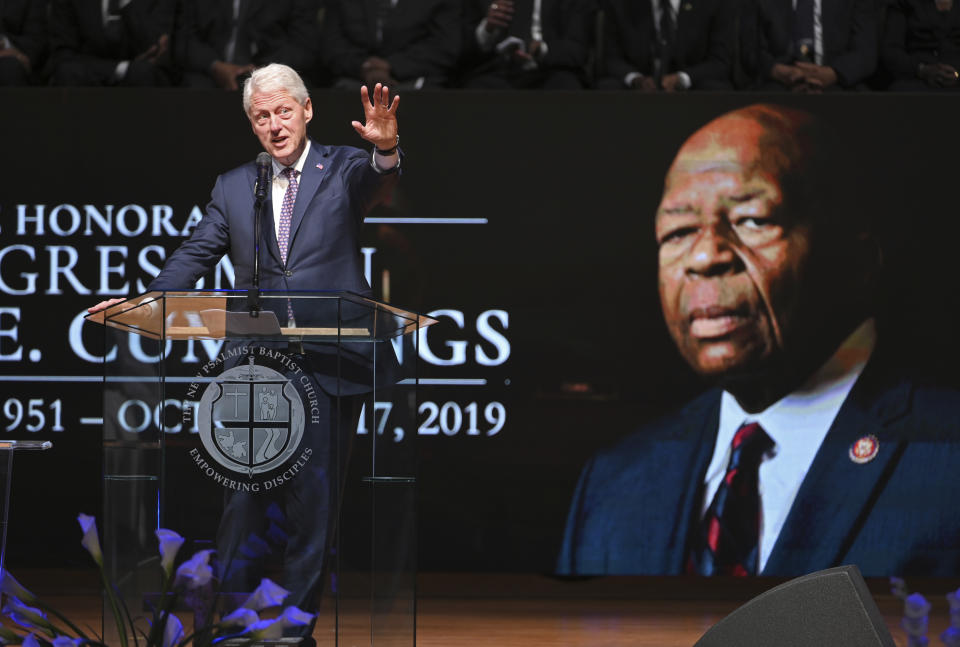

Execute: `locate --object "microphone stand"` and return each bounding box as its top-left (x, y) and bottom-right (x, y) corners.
top-left (249, 154), bottom-right (271, 317)
top-left (249, 193), bottom-right (266, 317)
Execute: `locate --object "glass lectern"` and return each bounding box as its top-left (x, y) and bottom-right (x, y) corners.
top-left (86, 290), bottom-right (435, 646)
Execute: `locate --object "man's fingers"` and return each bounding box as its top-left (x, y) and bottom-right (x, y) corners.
top-left (351, 120), bottom-right (365, 136)
top-left (87, 298), bottom-right (125, 314)
top-left (360, 83), bottom-right (371, 108)
top-left (381, 85), bottom-right (390, 108)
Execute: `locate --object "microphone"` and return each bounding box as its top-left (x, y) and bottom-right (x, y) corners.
top-left (250, 152), bottom-right (271, 315)
top-left (254, 152), bottom-right (272, 202)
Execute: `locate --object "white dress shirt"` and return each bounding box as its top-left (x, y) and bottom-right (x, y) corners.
top-left (701, 318), bottom-right (877, 572)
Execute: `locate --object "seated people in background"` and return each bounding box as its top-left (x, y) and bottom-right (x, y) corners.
top-left (322, 0), bottom-right (460, 90)
top-left (174, 0), bottom-right (323, 90)
top-left (882, 0), bottom-right (960, 90)
top-left (740, 0), bottom-right (877, 91)
top-left (597, 0), bottom-right (734, 91)
top-left (0, 0), bottom-right (46, 85)
top-left (48, 0), bottom-right (176, 86)
top-left (460, 0), bottom-right (597, 89)
top-left (558, 104), bottom-right (960, 577)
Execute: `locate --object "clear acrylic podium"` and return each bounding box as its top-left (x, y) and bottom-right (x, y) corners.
top-left (0, 440), bottom-right (52, 575)
top-left (86, 290), bottom-right (435, 646)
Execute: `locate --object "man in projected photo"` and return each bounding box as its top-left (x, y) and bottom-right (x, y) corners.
top-left (557, 104), bottom-right (960, 577)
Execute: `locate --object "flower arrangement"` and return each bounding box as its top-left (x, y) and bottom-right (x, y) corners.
top-left (0, 514), bottom-right (313, 647)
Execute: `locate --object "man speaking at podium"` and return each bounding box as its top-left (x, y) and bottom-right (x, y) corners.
top-left (557, 104), bottom-right (960, 578)
top-left (89, 63), bottom-right (401, 628)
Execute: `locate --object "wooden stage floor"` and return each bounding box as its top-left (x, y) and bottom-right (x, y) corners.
top-left (7, 571), bottom-right (959, 646)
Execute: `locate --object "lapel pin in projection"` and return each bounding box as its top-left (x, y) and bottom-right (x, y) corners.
top-left (316, 163), bottom-right (324, 170)
top-left (849, 435), bottom-right (879, 464)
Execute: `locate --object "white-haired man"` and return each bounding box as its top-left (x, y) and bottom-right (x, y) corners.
top-left (90, 62), bottom-right (403, 636)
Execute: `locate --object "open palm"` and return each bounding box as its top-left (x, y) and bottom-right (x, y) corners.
top-left (352, 83), bottom-right (399, 150)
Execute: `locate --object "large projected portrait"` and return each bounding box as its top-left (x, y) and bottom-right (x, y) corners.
top-left (556, 103), bottom-right (960, 578)
top-left (2, 90), bottom-right (960, 579)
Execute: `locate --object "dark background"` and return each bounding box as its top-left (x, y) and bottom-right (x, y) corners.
top-left (1, 90), bottom-right (958, 574)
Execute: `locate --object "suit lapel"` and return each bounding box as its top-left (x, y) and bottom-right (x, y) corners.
top-left (762, 362), bottom-right (911, 575)
top-left (287, 141), bottom-right (330, 259)
top-left (664, 391), bottom-right (722, 572)
top-left (245, 163), bottom-right (283, 266)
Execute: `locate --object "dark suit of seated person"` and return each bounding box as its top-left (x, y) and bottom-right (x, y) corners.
top-left (173, 0), bottom-right (323, 90)
top-left (596, 0), bottom-right (734, 91)
top-left (882, 0), bottom-right (960, 90)
top-left (459, 0), bottom-right (597, 89)
top-left (0, 0), bottom-right (46, 85)
top-left (558, 104), bottom-right (960, 578)
top-left (48, 0), bottom-right (176, 86)
top-left (322, 0), bottom-right (461, 90)
top-left (740, 0), bottom-right (878, 91)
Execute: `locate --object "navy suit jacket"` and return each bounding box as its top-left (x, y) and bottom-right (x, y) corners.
top-left (557, 357), bottom-right (960, 577)
top-left (600, 0), bottom-right (734, 88)
top-left (174, 0), bottom-right (321, 76)
top-left (461, 0), bottom-right (597, 74)
top-left (740, 0), bottom-right (878, 87)
top-left (148, 140), bottom-right (399, 394)
top-left (1, 0), bottom-right (47, 65)
top-left (322, 0), bottom-right (461, 85)
top-left (882, 0), bottom-right (960, 79)
top-left (49, 0), bottom-right (175, 70)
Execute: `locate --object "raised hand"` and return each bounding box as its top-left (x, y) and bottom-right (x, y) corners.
top-left (351, 83), bottom-right (399, 150)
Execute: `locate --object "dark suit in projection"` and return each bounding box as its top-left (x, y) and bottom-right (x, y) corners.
top-left (558, 358), bottom-right (960, 577)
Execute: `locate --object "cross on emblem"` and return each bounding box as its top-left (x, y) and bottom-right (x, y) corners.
top-left (211, 379), bottom-right (293, 476)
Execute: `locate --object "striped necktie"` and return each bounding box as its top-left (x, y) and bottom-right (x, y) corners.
top-left (277, 167), bottom-right (298, 265)
top-left (278, 167), bottom-right (298, 325)
top-left (689, 422), bottom-right (773, 576)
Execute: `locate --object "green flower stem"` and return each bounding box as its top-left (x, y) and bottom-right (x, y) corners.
top-left (33, 599), bottom-right (94, 640)
top-left (146, 587), bottom-right (180, 647)
top-left (97, 565), bottom-right (128, 647)
top-left (0, 625), bottom-right (21, 642)
top-left (117, 588), bottom-right (140, 647)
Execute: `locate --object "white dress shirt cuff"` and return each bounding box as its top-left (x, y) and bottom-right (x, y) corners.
top-left (476, 20), bottom-right (498, 52)
top-left (536, 41), bottom-right (549, 60)
top-left (372, 150), bottom-right (400, 172)
top-left (114, 60), bottom-right (130, 81)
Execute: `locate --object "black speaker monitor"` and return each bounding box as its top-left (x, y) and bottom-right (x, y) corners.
top-left (694, 565), bottom-right (896, 647)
